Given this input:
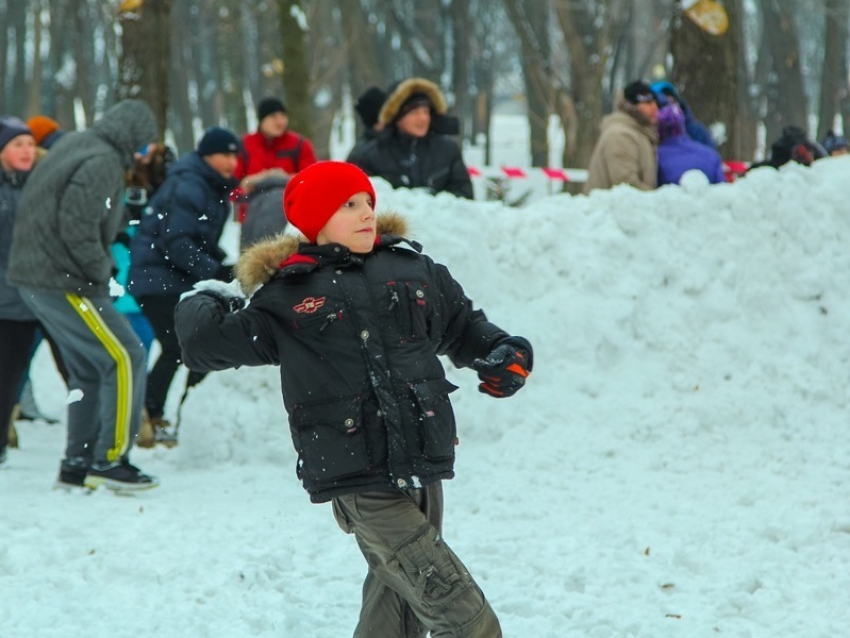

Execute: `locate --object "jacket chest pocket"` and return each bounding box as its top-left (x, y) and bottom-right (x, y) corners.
top-left (386, 281), bottom-right (431, 342)
top-left (290, 304), bottom-right (345, 334)
top-left (291, 395), bottom-right (370, 482)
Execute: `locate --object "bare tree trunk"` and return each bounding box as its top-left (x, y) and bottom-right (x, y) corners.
top-left (450, 0), bottom-right (471, 141)
top-left (169, 4), bottom-right (195, 153)
top-left (216, 2), bottom-right (246, 134)
top-left (305, 0), bottom-right (342, 158)
top-left (278, 0), bottom-right (312, 139)
top-left (0, 1), bottom-right (7, 113)
top-left (7, 0), bottom-right (28, 116)
top-left (816, 0), bottom-right (849, 139)
top-left (731, 0), bottom-right (758, 160)
top-left (118, 0), bottom-right (172, 139)
top-left (554, 0), bottom-right (623, 170)
top-left (503, 0), bottom-right (552, 167)
top-left (26, 0), bottom-right (44, 117)
top-left (671, 0), bottom-right (739, 158)
top-left (339, 0), bottom-right (386, 145)
top-left (759, 0), bottom-right (808, 143)
top-left (46, 0), bottom-right (75, 127)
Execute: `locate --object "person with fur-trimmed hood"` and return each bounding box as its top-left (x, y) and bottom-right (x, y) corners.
top-left (584, 80), bottom-right (659, 194)
top-left (348, 78), bottom-right (474, 199)
top-left (174, 161), bottom-right (531, 636)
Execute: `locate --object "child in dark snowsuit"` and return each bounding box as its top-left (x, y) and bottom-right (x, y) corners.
top-left (174, 160), bottom-right (532, 637)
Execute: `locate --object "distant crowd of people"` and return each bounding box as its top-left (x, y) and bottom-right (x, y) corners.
top-left (584, 78), bottom-right (848, 194)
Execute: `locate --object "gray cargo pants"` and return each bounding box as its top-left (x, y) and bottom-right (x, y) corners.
top-left (332, 483), bottom-right (502, 638)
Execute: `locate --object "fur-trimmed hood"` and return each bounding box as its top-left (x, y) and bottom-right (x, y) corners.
top-left (236, 212), bottom-right (410, 293)
top-left (378, 78), bottom-right (448, 126)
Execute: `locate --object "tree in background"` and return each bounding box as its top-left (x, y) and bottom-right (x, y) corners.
top-left (118, 0), bottom-right (172, 140)
top-left (670, 0), bottom-right (740, 159)
top-left (1, 0), bottom-right (848, 166)
top-left (279, 0), bottom-right (312, 140)
top-left (817, 0), bottom-right (849, 141)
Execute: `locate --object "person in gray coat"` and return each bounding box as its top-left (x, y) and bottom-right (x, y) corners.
top-left (7, 99), bottom-right (159, 491)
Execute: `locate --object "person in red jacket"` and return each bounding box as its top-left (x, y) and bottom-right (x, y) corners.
top-left (234, 97), bottom-right (317, 222)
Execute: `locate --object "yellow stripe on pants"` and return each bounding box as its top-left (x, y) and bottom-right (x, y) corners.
top-left (66, 293), bottom-right (132, 463)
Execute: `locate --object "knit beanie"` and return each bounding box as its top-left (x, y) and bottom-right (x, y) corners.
top-left (822, 130), bottom-right (849, 155)
top-left (656, 104), bottom-right (686, 141)
top-left (257, 97), bottom-right (287, 122)
top-left (354, 86), bottom-right (387, 128)
top-left (197, 126), bottom-right (240, 156)
top-left (0, 117), bottom-right (33, 154)
top-left (623, 80), bottom-right (656, 105)
top-left (283, 161), bottom-right (376, 243)
top-left (26, 115), bottom-right (61, 147)
top-left (396, 93), bottom-right (432, 120)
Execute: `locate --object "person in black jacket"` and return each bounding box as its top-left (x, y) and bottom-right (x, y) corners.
top-left (130, 127), bottom-right (240, 444)
top-left (346, 85), bottom-right (387, 162)
top-left (174, 161), bottom-right (531, 637)
top-left (348, 77), bottom-right (474, 199)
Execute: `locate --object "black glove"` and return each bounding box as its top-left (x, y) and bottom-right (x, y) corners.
top-left (214, 263), bottom-right (234, 282)
top-left (196, 289), bottom-right (245, 313)
top-left (471, 338), bottom-right (532, 398)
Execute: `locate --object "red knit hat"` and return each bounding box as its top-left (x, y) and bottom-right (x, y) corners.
top-left (26, 115), bottom-right (60, 146)
top-left (283, 161), bottom-right (376, 242)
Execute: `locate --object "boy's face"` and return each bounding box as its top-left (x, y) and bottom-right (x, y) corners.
top-left (316, 191), bottom-right (376, 254)
top-left (204, 152), bottom-right (239, 178)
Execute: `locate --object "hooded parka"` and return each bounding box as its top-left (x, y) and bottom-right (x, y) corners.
top-left (348, 79), bottom-right (474, 200)
top-left (7, 100), bottom-right (157, 295)
top-left (175, 215), bottom-right (520, 503)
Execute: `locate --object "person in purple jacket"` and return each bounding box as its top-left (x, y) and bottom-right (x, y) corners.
top-left (656, 103), bottom-right (726, 186)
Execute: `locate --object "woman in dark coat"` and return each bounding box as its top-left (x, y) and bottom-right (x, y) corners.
top-left (348, 78), bottom-right (474, 199)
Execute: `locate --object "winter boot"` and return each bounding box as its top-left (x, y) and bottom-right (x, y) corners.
top-left (8, 405), bottom-right (19, 449)
top-left (152, 416), bottom-right (178, 448)
top-left (136, 409), bottom-right (155, 448)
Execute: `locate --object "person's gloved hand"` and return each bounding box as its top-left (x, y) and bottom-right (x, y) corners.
top-left (180, 279), bottom-right (246, 313)
top-left (471, 339), bottom-right (532, 398)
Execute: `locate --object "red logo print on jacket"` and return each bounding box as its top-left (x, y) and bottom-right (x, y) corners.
top-left (293, 296), bottom-right (326, 314)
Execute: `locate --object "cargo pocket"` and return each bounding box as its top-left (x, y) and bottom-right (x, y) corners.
top-left (410, 378), bottom-right (458, 460)
top-left (292, 396), bottom-right (369, 482)
top-left (395, 526), bottom-right (470, 608)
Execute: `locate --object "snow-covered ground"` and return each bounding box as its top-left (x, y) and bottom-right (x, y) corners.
top-left (4, 157), bottom-right (850, 637)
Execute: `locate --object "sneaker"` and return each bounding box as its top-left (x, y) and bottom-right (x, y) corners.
top-left (85, 460), bottom-right (159, 492)
top-left (55, 466), bottom-right (90, 490)
top-left (0, 447), bottom-right (7, 467)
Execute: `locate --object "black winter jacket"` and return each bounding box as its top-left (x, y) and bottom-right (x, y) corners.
top-left (129, 152), bottom-right (238, 297)
top-left (175, 215), bottom-right (524, 502)
top-left (348, 129), bottom-right (474, 200)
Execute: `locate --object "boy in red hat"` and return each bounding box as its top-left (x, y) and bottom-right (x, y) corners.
top-left (175, 161), bottom-right (532, 637)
